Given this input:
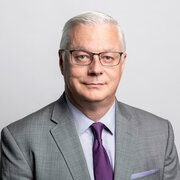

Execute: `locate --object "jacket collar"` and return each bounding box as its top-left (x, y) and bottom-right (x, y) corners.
top-left (50, 93), bottom-right (137, 180)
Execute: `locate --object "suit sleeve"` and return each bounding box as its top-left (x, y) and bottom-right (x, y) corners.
top-left (0, 127), bottom-right (33, 180)
top-left (163, 121), bottom-right (180, 179)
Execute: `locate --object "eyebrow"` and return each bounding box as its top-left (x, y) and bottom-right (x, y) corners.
top-left (69, 46), bottom-right (118, 52)
top-left (69, 46), bottom-right (87, 51)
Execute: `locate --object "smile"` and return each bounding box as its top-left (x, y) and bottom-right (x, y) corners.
top-left (83, 82), bottom-right (104, 87)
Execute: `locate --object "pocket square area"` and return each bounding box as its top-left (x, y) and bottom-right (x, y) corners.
top-left (131, 169), bottom-right (159, 179)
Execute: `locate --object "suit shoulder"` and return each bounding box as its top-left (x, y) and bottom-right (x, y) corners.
top-left (117, 101), bottom-right (169, 129)
top-left (5, 101), bottom-right (57, 135)
top-left (116, 101), bottom-right (173, 139)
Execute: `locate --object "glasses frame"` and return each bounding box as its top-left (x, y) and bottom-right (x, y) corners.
top-left (60, 49), bottom-right (124, 67)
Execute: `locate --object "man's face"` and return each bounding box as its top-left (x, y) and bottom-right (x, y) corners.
top-left (59, 24), bottom-right (126, 105)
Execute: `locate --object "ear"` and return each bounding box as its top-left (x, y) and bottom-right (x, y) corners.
top-left (58, 50), bottom-right (64, 75)
top-left (120, 52), bottom-right (127, 72)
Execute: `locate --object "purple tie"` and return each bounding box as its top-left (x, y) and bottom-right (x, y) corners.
top-left (91, 122), bottom-right (113, 180)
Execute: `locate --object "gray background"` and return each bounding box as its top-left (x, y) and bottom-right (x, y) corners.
top-left (0, 0), bottom-right (179, 157)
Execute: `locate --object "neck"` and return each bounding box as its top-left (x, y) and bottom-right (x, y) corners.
top-left (66, 92), bottom-right (115, 122)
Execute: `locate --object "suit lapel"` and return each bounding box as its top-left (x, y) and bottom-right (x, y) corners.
top-left (50, 94), bottom-right (91, 180)
top-left (49, 95), bottom-right (138, 180)
top-left (114, 101), bottom-right (138, 180)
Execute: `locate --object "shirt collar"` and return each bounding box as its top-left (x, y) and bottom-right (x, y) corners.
top-left (65, 95), bottom-right (115, 135)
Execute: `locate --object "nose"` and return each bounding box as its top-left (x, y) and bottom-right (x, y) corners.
top-left (88, 55), bottom-right (103, 76)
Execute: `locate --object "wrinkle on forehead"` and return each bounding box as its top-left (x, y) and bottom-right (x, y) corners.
top-left (68, 46), bottom-right (120, 53)
top-left (68, 24), bottom-right (123, 52)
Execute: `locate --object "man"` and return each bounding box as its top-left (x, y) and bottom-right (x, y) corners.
top-left (1, 11), bottom-right (180, 180)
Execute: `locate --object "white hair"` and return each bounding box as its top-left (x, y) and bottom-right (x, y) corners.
top-left (60, 11), bottom-right (126, 51)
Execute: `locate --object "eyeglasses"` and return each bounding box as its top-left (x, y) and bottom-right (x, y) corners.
top-left (60, 49), bottom-right (124, 67)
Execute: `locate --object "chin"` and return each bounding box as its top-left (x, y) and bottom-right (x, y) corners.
top-left (80, 93), bottom-right (108, 103)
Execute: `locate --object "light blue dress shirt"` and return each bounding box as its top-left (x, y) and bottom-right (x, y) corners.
top-left (66, 96), bottom-right (115, 180)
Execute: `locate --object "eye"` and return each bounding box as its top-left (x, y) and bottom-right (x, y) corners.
top-left (104, 56), bottom-right (113, 60)
top-left (72, 51), bottom-right (91, 62)
top-left (74, 55), bottom-right (90, 62)
top-left (101, 55), bottom-right (114, 62)
top-left (77, 55), bottom-right (88, 59)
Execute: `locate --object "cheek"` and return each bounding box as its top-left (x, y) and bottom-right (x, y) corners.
top-left (64, 66), bottom-right (86, 85)
top-left (110, 76), bottom-right (121, 90)
top-left (106, 69), bottom-right (122, 89)
top-left (107, 68), bottom-right (121, 81)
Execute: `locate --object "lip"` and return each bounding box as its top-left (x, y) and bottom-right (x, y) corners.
top-left (83, 82), bottom-right (104, 87)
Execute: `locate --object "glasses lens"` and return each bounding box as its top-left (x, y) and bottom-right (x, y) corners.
top-left (71, 50), bottom-right (91, 65)
top-left (100, 52), bottom-right (120, 66)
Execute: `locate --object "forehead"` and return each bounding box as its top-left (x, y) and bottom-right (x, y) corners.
top-left (69, 24), bottom-right (122, 52)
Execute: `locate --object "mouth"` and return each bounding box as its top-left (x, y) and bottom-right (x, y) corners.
top-left (83, 82), bottom-right (105, 87)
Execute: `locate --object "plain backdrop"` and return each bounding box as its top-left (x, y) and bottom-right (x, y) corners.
top-left (0, 0), bottom-right (179, 157)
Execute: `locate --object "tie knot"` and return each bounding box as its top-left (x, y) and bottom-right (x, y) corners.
top-left (91, 122), bottom-right (104, 140)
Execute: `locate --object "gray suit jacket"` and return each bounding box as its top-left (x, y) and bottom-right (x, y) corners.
top-left (1, 93), bottom-right (180, 179)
